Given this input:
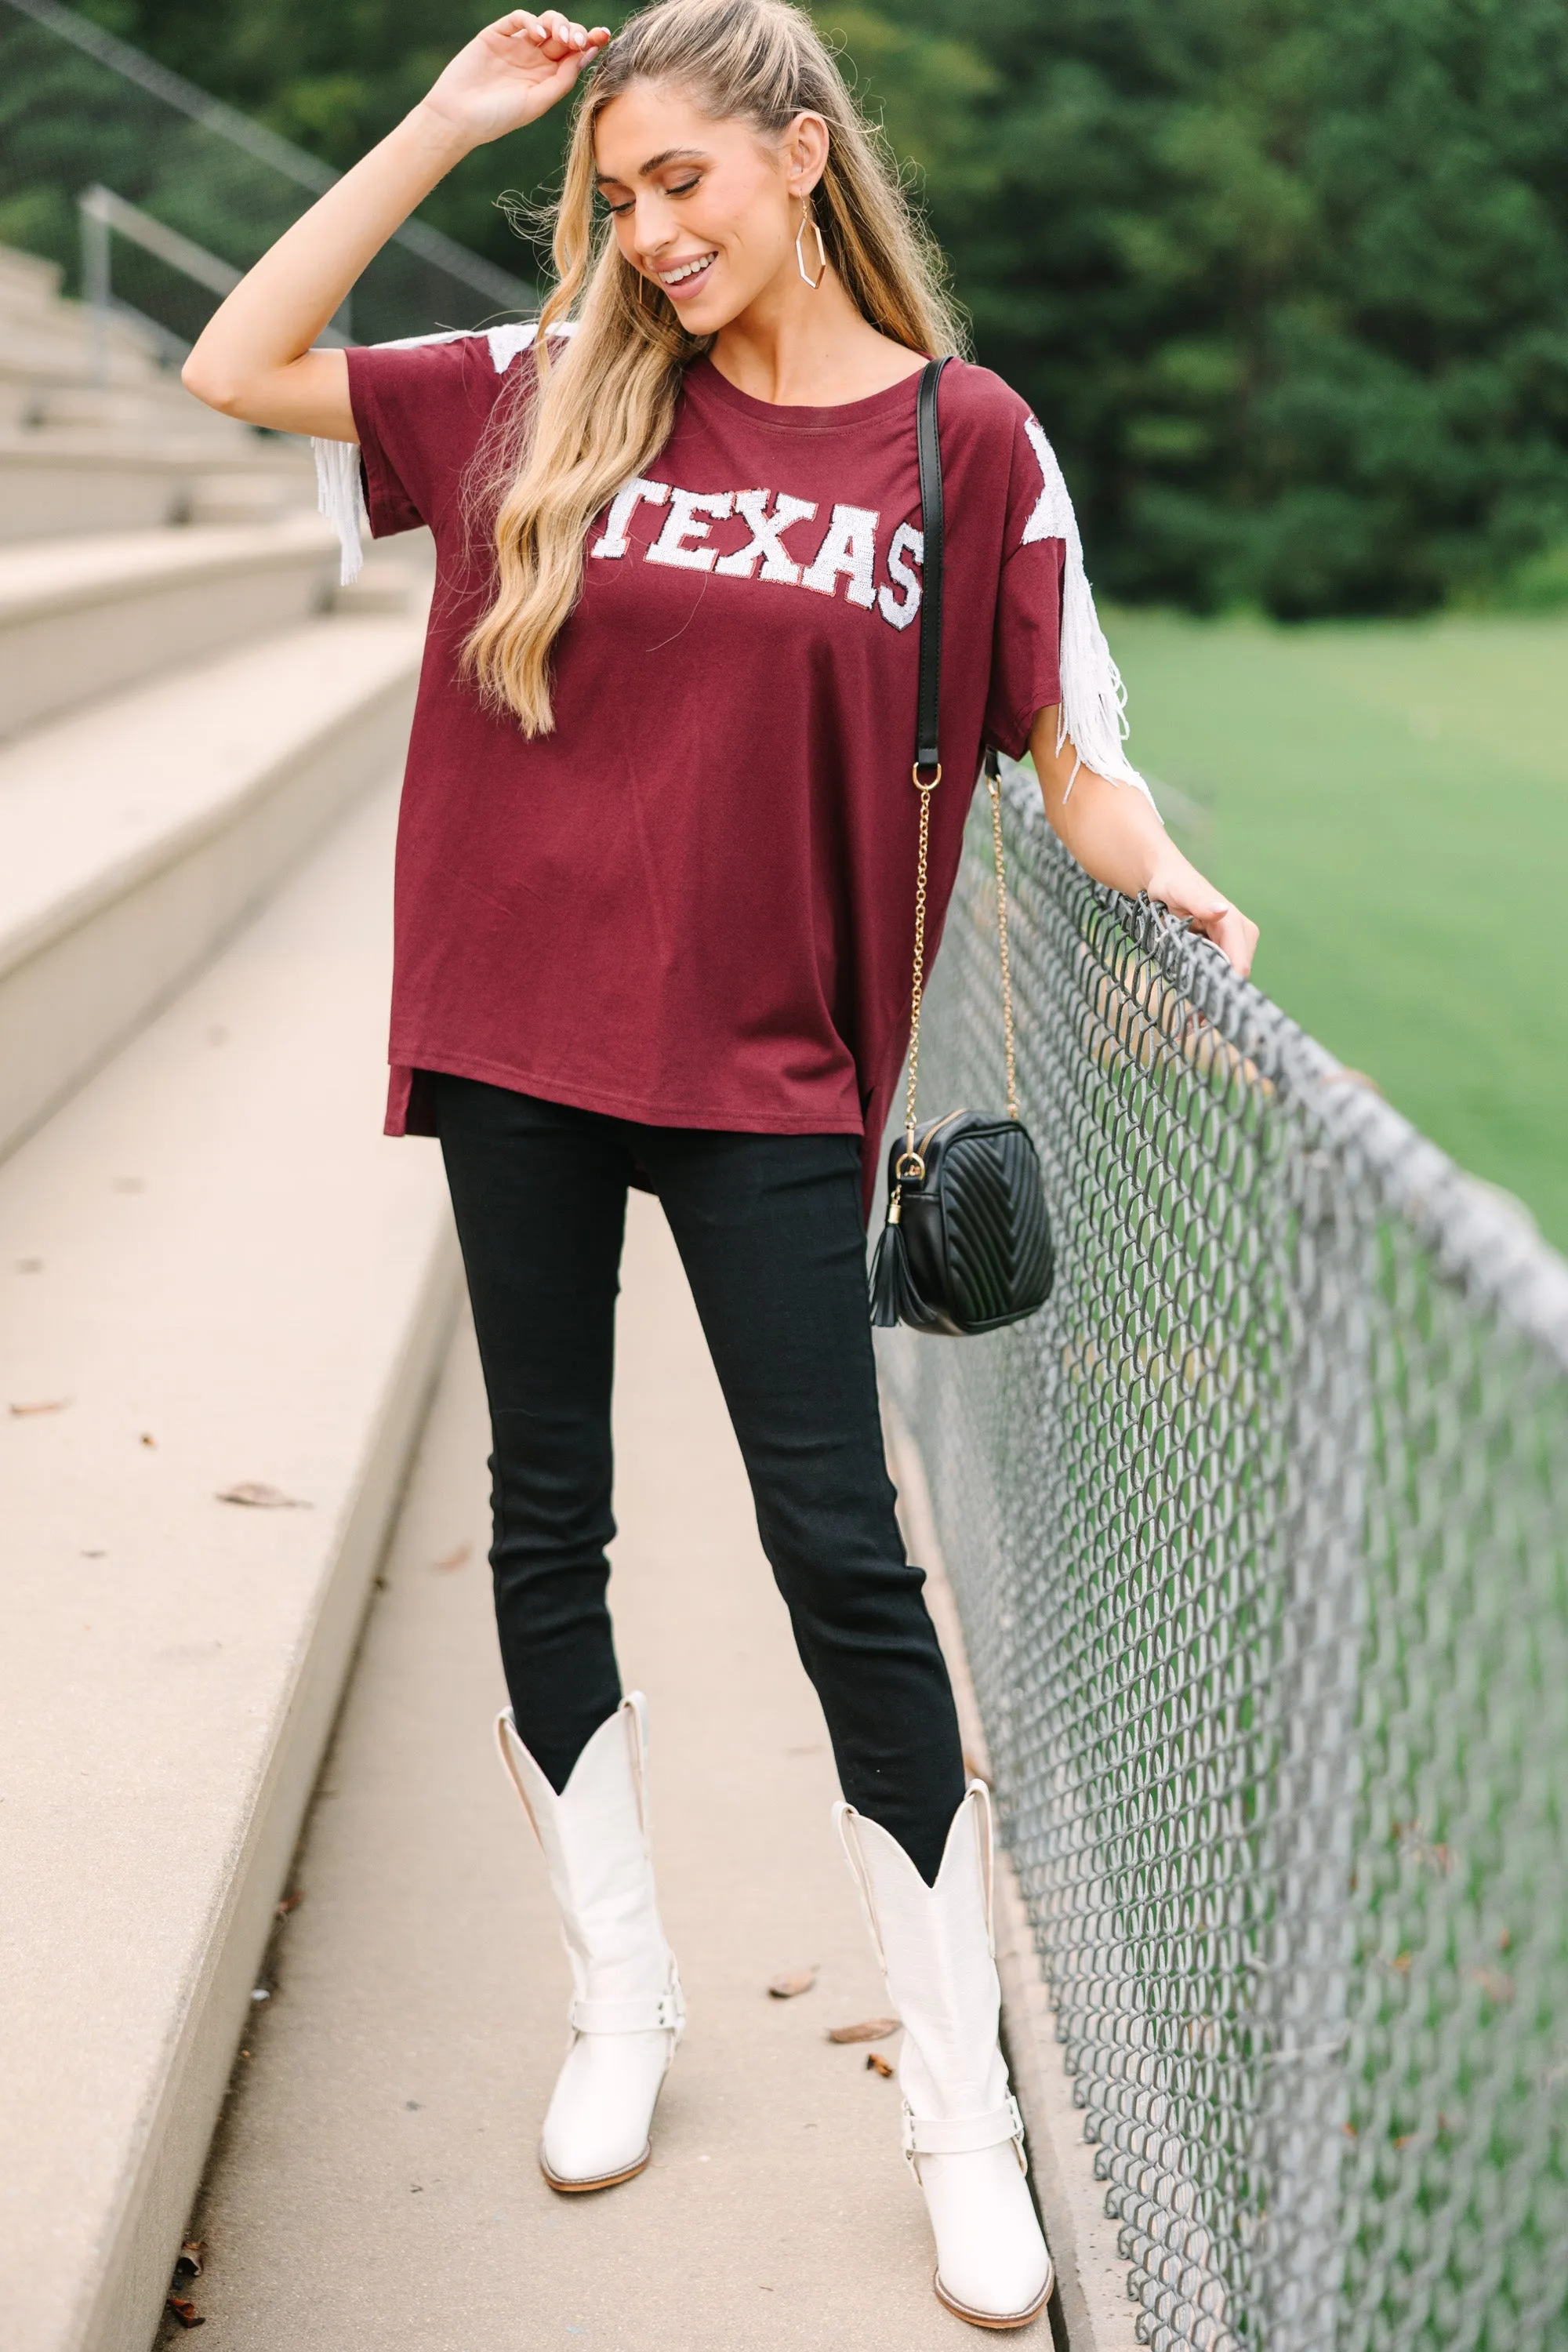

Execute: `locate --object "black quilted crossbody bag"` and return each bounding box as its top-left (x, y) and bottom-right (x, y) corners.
top-left (868, 358), bottom-right (1055, 1338)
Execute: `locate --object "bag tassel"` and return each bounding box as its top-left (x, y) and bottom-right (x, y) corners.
top-left (869, 1196), bottom-right (924, 1329)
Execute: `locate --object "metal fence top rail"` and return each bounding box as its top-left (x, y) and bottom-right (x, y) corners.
top-left (2, 0), bottom-right (534, 313)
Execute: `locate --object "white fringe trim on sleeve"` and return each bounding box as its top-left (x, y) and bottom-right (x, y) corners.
top-left (1020, 415), bottom-right (1157, 811)
top-left (311, 321), bottom-right (561, 587)
top-left (313, 434), bottom-right (368, 586)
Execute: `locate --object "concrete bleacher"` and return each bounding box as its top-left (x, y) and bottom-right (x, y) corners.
top-left (0, 247), bottom-right (317, 538)
top-left (0, 517), bottom-right (348, 735)
top-left (0, 245), bottom-right (463, 2352)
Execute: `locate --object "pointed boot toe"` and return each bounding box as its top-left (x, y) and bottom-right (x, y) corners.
top-left (924, 2147), bottom-right (1054, 2326)
top-left (538, 2027), bottom-right (673, 2190)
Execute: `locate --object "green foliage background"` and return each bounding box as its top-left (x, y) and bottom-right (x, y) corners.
top-left (53, 0), bottom-right (1568, 620)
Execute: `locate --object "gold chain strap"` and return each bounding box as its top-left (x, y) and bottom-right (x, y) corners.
top-left (895, 759), bottom-right (1018, 1196)
top-left (896, 763), bottom-right (939, 1181)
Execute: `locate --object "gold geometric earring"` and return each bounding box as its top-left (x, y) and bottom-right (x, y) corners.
top-left (795, 199), bottom-right (827, 289)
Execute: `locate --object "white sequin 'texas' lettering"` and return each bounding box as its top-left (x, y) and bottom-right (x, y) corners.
top-left (800, 504), bottom-right (880, 609)
top-left (590, 478), bottom-right (909, 624)
top-left (877, 521), bottom-right (924, 631)
top-left (591, 476), bottom-right (671, 559)
top-left (713, 489), bottom-right (818, 583)
top-left (645, 488), bottom-right (737, 571)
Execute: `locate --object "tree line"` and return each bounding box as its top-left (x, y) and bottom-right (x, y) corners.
top-left (56, 0), bottom-right (1568, 615)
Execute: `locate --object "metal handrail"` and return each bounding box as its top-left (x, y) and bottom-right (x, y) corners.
top-left (9, 0), bottom-right (534, 315)
top-left (77, 185), bottom-right (350, 383)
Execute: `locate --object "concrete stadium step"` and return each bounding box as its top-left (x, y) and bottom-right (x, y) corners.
top-left (0, 358), bottom-right (250, 437)
top-left (0, 612), bottom-right (423, 1162)
top-left (0, 428), bottom-right (315, 542)
top-left (0, 258), bottom-right (187, 383)
top-left (0, 310), bottom-right (165, 379)
top-left (26, 378), bottom-right (254, 438)
top-left (0, 321), bottom-right (193, 430)
top-left (0, 301), bottom-right (166, 365)
top-left (0, 778), bottom-right (462, 2352)
top-left (0, 243), bottom-right (64, 319)
top-left (0, 329), bottom-right (245, 442)
top-left (0, 514), bottom-right (341, 739)
top-left (0, 245), bottom-right (291, 444)
top-left (0, 242), bottom-right (194, 421)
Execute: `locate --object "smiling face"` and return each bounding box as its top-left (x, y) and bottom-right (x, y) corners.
top-left (592, 82), bottom-right (827, 334)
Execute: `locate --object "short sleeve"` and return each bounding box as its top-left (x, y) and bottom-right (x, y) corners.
top-left (982, 405), bottom-right (1067, 761)
top-left (345, 336), bottom-right (516, 542)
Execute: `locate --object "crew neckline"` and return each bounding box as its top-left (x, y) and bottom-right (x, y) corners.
top-left (685, 350), bottom-right (935, 431)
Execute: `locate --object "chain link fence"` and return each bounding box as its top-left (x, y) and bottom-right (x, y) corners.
top-left (877, 759), bottom-right (1568, 2352)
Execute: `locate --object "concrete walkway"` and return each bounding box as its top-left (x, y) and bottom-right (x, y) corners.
top-left (162, 1190), bottom-right (1009, 2350)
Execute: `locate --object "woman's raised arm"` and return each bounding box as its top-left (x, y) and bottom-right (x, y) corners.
top-left (181, 9), bottom-right (608, 441)
top-left (1028, 705), bottom-right (1259, 977)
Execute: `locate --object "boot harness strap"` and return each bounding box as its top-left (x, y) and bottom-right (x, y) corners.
top-left (569, 1991), bottom-right (683, 2035)
top-left (902, 2093), bottom-right (1026, 2161)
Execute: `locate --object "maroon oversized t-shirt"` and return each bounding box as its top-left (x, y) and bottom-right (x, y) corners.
top-left (347, 336), bottom-right (1065, 1224)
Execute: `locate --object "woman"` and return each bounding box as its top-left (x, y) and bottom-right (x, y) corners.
top-left (184, 0), bottom-right (1256, 2328)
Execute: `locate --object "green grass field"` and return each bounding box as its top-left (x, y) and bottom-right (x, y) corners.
top-left (1102, 608), bottom-right (1568, 1254)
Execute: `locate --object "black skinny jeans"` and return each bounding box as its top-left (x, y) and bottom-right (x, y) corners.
top-left (434, 1073), bottom-right (965, 1884)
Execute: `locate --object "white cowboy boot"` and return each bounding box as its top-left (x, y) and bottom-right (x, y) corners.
top-left (837, 1783), bottom-right (1053, 2328)
top-left (496, 1693), bottom-right (683, 2191)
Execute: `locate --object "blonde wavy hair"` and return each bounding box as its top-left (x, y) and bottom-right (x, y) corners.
top-left (462, 0), bottom-right (966, 735)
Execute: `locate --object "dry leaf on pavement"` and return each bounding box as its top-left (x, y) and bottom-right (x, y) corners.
top-left (866, 2052), bottom-right (895, 2077)
top-left (216, 1482), bottom-right (311, 1509)
top-left (828, 2017), bottom-right (899, 2043)
top-left (8, 1398), bottom-right (70, 1417)
top-left (165, 2296), bottom-right (205, 2329)
top-left (767, 1965), bottom-right (818, 1998)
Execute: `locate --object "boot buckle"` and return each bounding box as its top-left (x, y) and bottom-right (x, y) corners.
top-left (568, 1988), bottom-right (684, 2034)
top-left (902, 2093), bottom-right (1028, 2175)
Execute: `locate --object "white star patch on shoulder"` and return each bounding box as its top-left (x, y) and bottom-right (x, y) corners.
top-left (1020, 416), bottom-right (1077, 550)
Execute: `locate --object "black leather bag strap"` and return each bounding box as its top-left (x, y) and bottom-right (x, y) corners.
top-left (895, 354), bottom-right (1021, 1171)
top-left (891, 354), bottom-right (954, 1181)
top-left (914, 355), bottom-right (952, 779)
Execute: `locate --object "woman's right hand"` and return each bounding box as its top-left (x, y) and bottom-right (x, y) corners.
top-left (419, 10), bottom-right (612, 150)
top-left (183, 9), bottom-right (609, 437)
